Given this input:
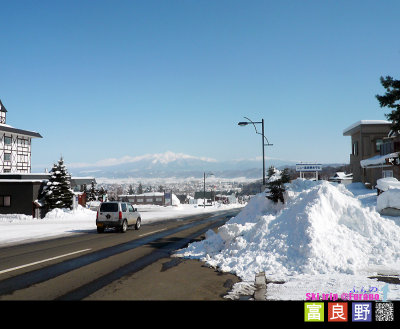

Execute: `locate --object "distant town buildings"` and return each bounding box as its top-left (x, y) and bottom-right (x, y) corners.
top-left (118, 192), bottom-right (169, 206)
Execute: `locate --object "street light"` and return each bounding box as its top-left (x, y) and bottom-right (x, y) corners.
top-left (204, 171), bottom-right (214, 208)
top-left (238, 117), bottom-right (273, 187)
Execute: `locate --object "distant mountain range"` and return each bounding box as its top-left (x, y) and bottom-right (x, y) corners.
top-left (61, 151), bottom-right (344, 180)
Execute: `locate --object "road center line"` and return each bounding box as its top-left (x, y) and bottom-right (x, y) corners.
top-left (139, 228), bottom-right (167, 237)
top-left (0, 249), bottom-right (92, 275)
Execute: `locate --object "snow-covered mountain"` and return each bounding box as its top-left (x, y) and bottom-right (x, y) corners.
top-left (63, 151), bottom-right (297, 179)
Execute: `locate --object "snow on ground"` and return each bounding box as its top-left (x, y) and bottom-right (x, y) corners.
top-left (0, 203), bottom-right (244, 247)
top-left (175, 179), bottom-right (400, 301)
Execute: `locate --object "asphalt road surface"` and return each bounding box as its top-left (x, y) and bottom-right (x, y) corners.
top-left (0, 208), bottom-right (242, 301)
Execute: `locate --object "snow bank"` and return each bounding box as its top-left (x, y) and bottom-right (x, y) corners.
top-left (42, 205), bottom-right (95, 221)
top-left (0, 206), bottom-right (96, 245)
top-left (377, 189), bottom-right (400, 212)
top-left (376, 177), bottom-right (400, 191)
top-left (175, 179), bottom-right (400, 282)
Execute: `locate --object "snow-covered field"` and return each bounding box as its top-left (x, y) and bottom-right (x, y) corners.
top-left (0, 202), bottom-right (243, 247)
top-left (175, 179), bottom-right (400, 301)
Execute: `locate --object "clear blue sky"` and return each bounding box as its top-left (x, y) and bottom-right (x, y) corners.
top-left (1, 0), bottom-right (399, 170)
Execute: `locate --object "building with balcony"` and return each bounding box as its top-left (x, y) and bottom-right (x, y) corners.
top-left (343, 120), bottom-right (394, 188)
top-left (0, 100), bottom-right (42, 173)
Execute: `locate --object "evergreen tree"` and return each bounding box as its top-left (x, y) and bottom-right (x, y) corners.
top-left (128, 184), bottom-right (134, 195)
top-left (376, 76), bottom-right (400, 131)
top-left (281, 168), bottom-right (291, 184)
top-left (267, 166), bottom-right (276, 178)
top-left (137, 183), bottom-right (143, 194)
top-left (266, 166), bottom-right (285, 204)
top-left (98, 186), bottom-right (107, 201)
top-left (41, 157), bottom-right (75, 209)
top-left (86, 181), bottom-right (97, 202)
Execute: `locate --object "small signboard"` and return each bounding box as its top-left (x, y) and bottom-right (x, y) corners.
top-left (296, 163), bottom-right (322, 180)
top-left (296, 164), bottom-right (323, 172)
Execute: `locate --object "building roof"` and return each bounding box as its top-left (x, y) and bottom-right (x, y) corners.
top-left (0, 179), bottom-right (44, 183)
top-left (343, 120), bottom-right (392, 136)
top-left (0, 173), bottom-right (96, 185)
top-left (0, 100), bottom-right (7, 112)
top-left (119, 192), bottom-right (164, 197)
top-left (329, 172), bottom-right (353, 180)
top-left (0, 123), bottom-right (42, 138)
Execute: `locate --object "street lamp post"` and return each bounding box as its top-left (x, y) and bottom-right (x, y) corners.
top-left (238, 117), bottom-right (273, 187)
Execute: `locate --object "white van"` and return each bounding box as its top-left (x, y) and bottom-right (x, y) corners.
top-left (96, 202), bottom-right (141, 233)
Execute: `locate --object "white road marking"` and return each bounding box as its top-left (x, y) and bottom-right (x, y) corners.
top-left (139, 228), bottom-right (167, 237)
top-left (0, 248), bottom-right (92, 275)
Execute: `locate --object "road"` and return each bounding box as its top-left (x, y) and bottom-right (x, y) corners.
top-left (0, 208), bottom-right (241, 300)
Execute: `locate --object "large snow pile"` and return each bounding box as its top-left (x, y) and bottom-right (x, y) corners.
top-left (175, 179), bottom-right (400, 282)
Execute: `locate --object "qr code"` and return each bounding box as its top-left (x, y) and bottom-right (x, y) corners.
top-left (375, 302), bottom-right (394, 321)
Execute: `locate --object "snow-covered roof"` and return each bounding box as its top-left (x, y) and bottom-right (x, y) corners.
top-left (0, 179), bottom-right (44, 183)
top-left (343, 120), bottom-right (391, 136)
top-left (329, 172), bottom-right (353, 180)
top-left (360, 152), bottom-right (399, 168)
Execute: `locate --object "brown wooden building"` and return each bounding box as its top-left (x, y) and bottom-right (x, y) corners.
top-left (343, 120), bottom-right (400, 188)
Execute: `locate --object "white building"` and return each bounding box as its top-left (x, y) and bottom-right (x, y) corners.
top-left (0, 100), bottom-right (42, 173)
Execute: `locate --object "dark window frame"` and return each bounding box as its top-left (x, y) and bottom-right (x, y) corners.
top-left (121, 203), bottom-right (127, 212)
top-left (375, 139), bottom-right (383, 152)
top-left (99, 202), bottom-right (118, 212)
top-left (0, 195), bottom-right (11, 207)
top-left (4, 136), bottom-right (12, 145)
top-left (352, 141), bottom-right (358, 156)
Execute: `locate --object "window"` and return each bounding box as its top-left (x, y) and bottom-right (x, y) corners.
top-left (136, 198), bottom-right (144, 203)
top-left (155, 197), bottom-right (163, 202)
top-left (18, 154), bottom-right (28, 163)
top-left (0, 196), bottom-right (11, 207)
top-left (4, 153), bottom-right (11, 162)
top-left (128, 205), bottom-right (134, 212)
top-left (352, 141), bottom-right (358, 156)
top-left (394, 142), bottom-right (400, 152)
top-left (380, 141), bottom-right (394, 155)
top-left (383, 170), bottom-right (393, 178)
top-left (100, 203), bottom-right (118, 212)
top-left (376, 139), bottom-right (383, 152)
top-left (146, 197), bottom-right (153, 202)
top-left (4, 136), bottom-right (11, 145)
top-left (121, 203), bottom-right (127, 212)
